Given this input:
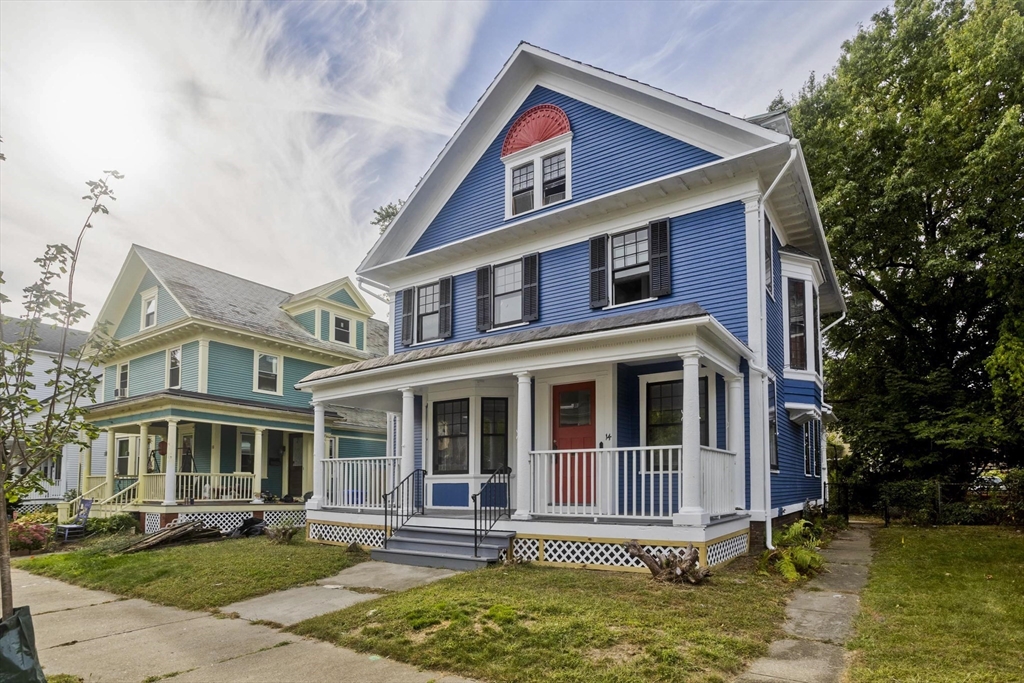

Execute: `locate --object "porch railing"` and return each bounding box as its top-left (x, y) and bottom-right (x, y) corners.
top-left (472, 466), bottom-right (511, 556)
top-left (323, 456), bottom-right (401, 509)
top-left (530, 445), bottom-right (737, 519)
top-left (382, 469), bottom-right (425, 549)
top-left (24, 479), bottom-right (64, 500)
top-left (700, 446), bottom-right (737, 517)
top-left (139, 472), bottom-right (255, 503)
top-left (96, 482), bottom-right (139, 511)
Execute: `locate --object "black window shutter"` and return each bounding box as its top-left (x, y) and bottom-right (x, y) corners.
top-left (589, 235), bottom-right (609, 309)
top-left (400, 288), bottom-right (414, 346)
top-left (649, 219), bottom-right (671, 297)
top-left (476, 265), bottom-right (492, 331)
top-left (438, 276), bottom-right (453, 339)
top-left (522, 253), bottom-right (539, 322)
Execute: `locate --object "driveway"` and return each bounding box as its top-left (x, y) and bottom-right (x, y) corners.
top-left (10, 567), bottom-right (472, 683)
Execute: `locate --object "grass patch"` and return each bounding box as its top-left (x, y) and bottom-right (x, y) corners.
top-left (289, 557), bottom-right (794, 683)
top-left (848, 526), bottom-right (1024, 683)
top-left (16, 536), bottom-right (365, 611)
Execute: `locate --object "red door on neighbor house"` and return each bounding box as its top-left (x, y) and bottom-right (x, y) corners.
top-left (552, 382), bottom-right (596, 505)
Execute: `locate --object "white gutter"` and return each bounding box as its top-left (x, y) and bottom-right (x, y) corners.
top-left (356, 276), bottom-right (390, 305)
top-left (756, 140), bottom-right (798, 550)
top-left (821, 311), bottom-right (846, 335)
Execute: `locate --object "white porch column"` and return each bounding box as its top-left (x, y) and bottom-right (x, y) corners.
top-left (512, 372), bottom-right (533, 520)
top-left (251, 427), bottom-right (265, 503)
top-left (400, 388), bottom-right (415, 481)
top-left (79, 431), bottom-right (92, 493)
top-left (138, 422), bottom-right (150, 474)
top-left (727, 376), bottom-right (746, 511)
top-left (105, 427), bottom-right (116, 498)
top-left (163, 419), bottom-right (178, 505)
top-left (675, 353), bottom-right (708, 526)
top-left (310, 401), bottom-right (326, 509)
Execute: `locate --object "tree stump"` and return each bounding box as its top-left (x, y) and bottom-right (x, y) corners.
top-left (265, 526), bottom-right (297, 544)
top-left (625, 540), bottom-right (711, 584)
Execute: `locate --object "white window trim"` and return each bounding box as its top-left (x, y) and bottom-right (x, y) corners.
top-left (415, 282), bottom-right (443, 345)
top-left (115, 362), bottom-right (129, 398)
top-left (781, 254), bottom-right (824, 383)
top-left (140, 287), bottom-right (158, 330)
top-left (765, 217), bottom-right (776, 300)
top-left (166, 346), bottom-right (182, 389)
top-left (606, 221), bottom-right (664, 307)
top-left (252, 350), bottom-right (283, 396)
top-left (236, 429), bottom-right (257, 473)
top-left (638, 369), bottom-right (714, 448)
top-left (768, 374), bottom-right (779, 473)
top-left (503, 132), bottom-right (573, 220)
top-left (332, 314), bottom-right (353, 346)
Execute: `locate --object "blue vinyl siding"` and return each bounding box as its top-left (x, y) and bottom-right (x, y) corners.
top-left (207, 341), bottom-right (328, 408)
top-left (411, 86), bottom-right (720, 254)
top-left (320, 311), bottom-right (330, 341)
top-left (129, 350), bottom-right (165, 396)
top-left (328, 289), bottom-right (358, 308)
top-left (396, 201), bottom-right (748, 350)
top-left (786, 380), bottom-right (821, 405)
top-left (294, 310), bottom-right (315, 335)
top-left (432, 482), bottom-right (469, 507)
top-left (114, 271), bottom-right (186, 339)
top-left (355, 321), bottom-right (365, 351)
top-left (716, 373), bottom-right (727, 450)
top-left (103, 365), bottom-right (116, 402)
top-left (336, 435), bottom-right (386, 459)
top-left (180, 341), bottom-right (200, 392)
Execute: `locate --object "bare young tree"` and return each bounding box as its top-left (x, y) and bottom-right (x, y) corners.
top-left (0, 169), bottom-right (122, 619)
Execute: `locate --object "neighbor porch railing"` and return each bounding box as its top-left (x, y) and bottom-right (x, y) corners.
top-left (139, 472), bottom-right (255, 503)
top-left (322, 456), bottom-right (401, 509)
top-left (529, 445), bottom-right (737, 519)
top-left (24, 478), bottom-right (64, 500)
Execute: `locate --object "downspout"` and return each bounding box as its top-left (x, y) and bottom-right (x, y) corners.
top-left (756, 141), bottom-right (798, 550)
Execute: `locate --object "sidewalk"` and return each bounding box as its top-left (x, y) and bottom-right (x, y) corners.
top-left (735, 523), bottom-right (876, 683)
top-left (10, 567), bottom-right (472, 683)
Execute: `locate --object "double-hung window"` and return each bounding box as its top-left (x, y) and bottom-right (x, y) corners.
top-left (417, 283), bottom-right (441, 342)
top-left (256, 353), bottom-right (279, 393)
top-left (240, 432), bottom-right (255, 473)
top-left (334, 316), bottom-right (350, 344)
top-left (493, 261), bottom-right (523, 326)
top-left (542, 152), bottom-right (566, 205)
top-left (804, 420), bottom-right (818, 476)
top-left (769, 378), bottom-right (779, 471)
top-left (511, 163), bottom-right (534, 216)
top-left (788, 279), bottom-right (807, 370)
top-left (433, 399), bottom-right (469, 474)
top-left (644, 376), bottom-right (708, 470)
top-left (400, 278), bottom-right (452, 346)
top-left (168, 347), bottom-right (181, 389)
top-left (116, 363), bottom-right (129, 398)
top-left (480, 398), bottom-right (508, 474)
top-left (611, 227), bottom-right (651, 305)
top-left (142, 294), bottom-right (157, 329)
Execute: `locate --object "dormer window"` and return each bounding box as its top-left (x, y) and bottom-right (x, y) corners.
top-left (502, 104), bottom-right (572, 220)
top-left (333, 316), bottom-right (351, 344)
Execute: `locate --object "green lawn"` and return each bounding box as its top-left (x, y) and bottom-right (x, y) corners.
top-left (289, 558), bottom-right (795, 683)
top-left (17, 536), bottom-right (366, 611)
top-left (848, 526), bottom-right (1024, 683)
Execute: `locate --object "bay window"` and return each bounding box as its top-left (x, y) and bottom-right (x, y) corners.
top-left (788, 278), bottom-right (807, 370)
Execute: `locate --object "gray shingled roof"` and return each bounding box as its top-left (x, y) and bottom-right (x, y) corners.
top-left (0, 315), bottom-right (90, 355)
top-left (133, 246), bottom-right (388, 357)
top-left (779, 244), bottom-right (816, 259)
top-left (301, 302), bottom-right (707, 384)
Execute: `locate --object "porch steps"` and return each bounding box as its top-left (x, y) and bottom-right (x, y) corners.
top-left (371, 526), bottom-right (516, 571)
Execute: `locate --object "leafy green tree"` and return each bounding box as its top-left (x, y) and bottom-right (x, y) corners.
top-left (0, 168), bottom-right (121, 619)
top-left (371, 200), bottom-right (404, 235)
top-left (787, 0), bottom-right (1024, 482)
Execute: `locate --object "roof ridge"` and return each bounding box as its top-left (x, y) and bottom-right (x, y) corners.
top-left (133, 244), bottom-right (294, 298)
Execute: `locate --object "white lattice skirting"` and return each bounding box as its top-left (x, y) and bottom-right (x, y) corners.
top-left (265, 510), bottom-right (306, 527)
top-left (145, 513), bottom-right (161, 534)
top-left (15, 503), bottom-right (52, 515)
top-left (307, 522), bottom-right (385, 548)
top-left (179, 512), bottom-right (251, 532)
top-left (707, 533), bottom-right (749, 565)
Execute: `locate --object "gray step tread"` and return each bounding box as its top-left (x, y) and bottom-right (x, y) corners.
top-left (401, 525), bottom-right (516, 539)
top-left (371, 547), bottom-right (494, 571)
top-left (385, 540), bottom-right (504, 559)
top-left (390, 535), bottom-right (508, 551)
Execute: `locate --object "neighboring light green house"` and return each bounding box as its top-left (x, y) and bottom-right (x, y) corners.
top-left (76, 244), bottom-right (389, 532)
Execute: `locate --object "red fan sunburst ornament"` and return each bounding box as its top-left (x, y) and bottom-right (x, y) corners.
top-left (501, 104), bottom-right (571, 157)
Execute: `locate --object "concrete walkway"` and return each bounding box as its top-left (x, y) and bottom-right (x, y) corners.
top-left (9, 567), bottom-right (472, 683)
top-left (736, 524), bottom-right (876, 683)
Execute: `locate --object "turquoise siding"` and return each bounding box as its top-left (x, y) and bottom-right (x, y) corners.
top-left (336, 435), bottom-right (385, 459)
top-left (180, 341), bottom-right (200, 392)
top-left (207, 341), bottom-right (328, 408)
top-left (114, 271), bottom-right (186, 339)
top-left (328, 289), bottom-right (358, 308)
top-left (192, 423), bottom-right (212, 473)
top-left (356, 321), bottom-right (365, 351)
top-left (294, 310), bottom-right (315, 335)
top-left (103, 365), bottom-right (116, 402)
top-left (220, 426), bottom-right (237, 473)
top-left (129, 350), bottom-right (165, 396)
top-left (411, 86), bottom-right (720, 254)
top-left (320, 311), bottom-right (330, 341)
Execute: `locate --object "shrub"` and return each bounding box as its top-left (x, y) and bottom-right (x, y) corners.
top-left (17, 510), bottom-right (58, 526)
top-left (9, 521), bottom-right (51, 552)
top-left (62, 488), bottom-right (80, 502)
top-left (759, 520), bottom-right (826, 582)
top-left (1004, 469), bottom-right (1024, 527)
top-left (85, 513), bottom-right (138, 535)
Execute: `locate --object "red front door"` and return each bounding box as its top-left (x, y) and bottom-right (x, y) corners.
top-left (552, 382), bottom-right (596, 505)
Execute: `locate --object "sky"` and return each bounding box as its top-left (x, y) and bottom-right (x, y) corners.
top-left (0, 0), bottom-right (888, 324)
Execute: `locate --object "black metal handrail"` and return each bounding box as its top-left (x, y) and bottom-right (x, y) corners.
top-left (472, 466), bottom-right (512, 556)
top-left (382, 468), bottom-right (425, 548)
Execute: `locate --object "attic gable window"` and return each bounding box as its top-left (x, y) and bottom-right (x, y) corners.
top-left (334, 316), bottom-right (351, 344)
top-left (141, 290), bottom-right (157, 329)
top-left (501, 104), bottom-right (572, 220)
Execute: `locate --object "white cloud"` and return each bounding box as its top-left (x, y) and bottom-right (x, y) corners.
top-left (0, 1), bottom-right (487, 322)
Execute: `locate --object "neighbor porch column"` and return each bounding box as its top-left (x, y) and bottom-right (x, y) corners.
top-left (674, 353), bottom-right (708, 526)
top-left (400, 388), bottom-right (415, 481)
top-left (138, 422), bottom-right (150, 474)
top-left (105, 427), bottom-right (116, 498)
top-left (727, 375), bottom-right (746, 512)
top-left (163, 419), bottom-right (179, 505)
top-left (512, 372), bottom-right (533, 520)
top-left (251, 427), bottom-right (265, 503)
top-left (310, 401), bottom-right (326, 509)
top-left (79, 431), bottom-right (92, 493)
